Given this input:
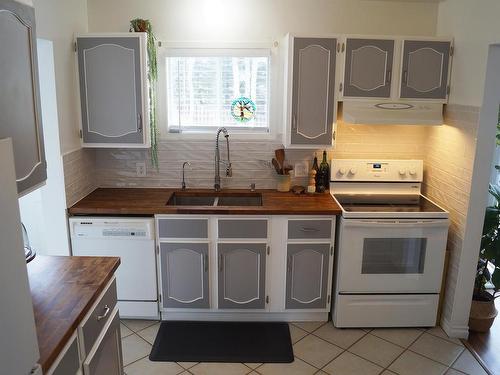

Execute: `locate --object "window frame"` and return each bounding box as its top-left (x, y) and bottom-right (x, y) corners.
top-left (157, 42), bottom-right (278, 141)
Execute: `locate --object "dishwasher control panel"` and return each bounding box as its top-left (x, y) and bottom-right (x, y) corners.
top-left (70, 218), bottom-right (154, 239)
top-left (102, 228), bottom-right (147, 237)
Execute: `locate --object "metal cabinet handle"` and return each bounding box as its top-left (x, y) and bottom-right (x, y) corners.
top-left (218, 254), bottom-right (223, 272)
top-left (287, 255), bottom-right (292, 273)
top-left (97, 305), bottom-right (110, 321)
top-left (292, 114), bottom-right (297, 131)
top-left (300, 227), bottom-right (320, 233)
top-left (402, 70), bottom-right (408, 84)
top-left (137, 113), bottom-right (143, 133)
top-left (386, 70), bottom-right (392, 84)
top-left (204, 254), bottom-right (208, 272)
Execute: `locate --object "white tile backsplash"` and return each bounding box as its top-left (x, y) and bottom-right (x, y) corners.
top-left (62, 147), bottom-right (97, 207)
top-left (71, 121), bottom-right (428, 193)
top-left (422, 103), bottom-right (480, 328)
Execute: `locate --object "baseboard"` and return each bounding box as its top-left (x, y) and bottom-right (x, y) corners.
top-left (441, 316), bottom-right (469, 339)
top-left (161, 311), bottom-right (329, 322)
top-left (118, 301), bottom-right (160, 320)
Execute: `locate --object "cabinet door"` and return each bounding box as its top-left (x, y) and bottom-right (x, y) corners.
top-left (343, 38), bottom-right (394, 98)
top-left (77, 35), bottom-right (147, 147)
top-left (160, 243), bottom-right (209, 308)
top-left (286, 244), bottom-right (330, 309)
top-left (50, 333), bottom-right (80, 375)
top-left (218, 243), bottom-right (266, 309)
top-left (0, 0), bottom-right (47, 194)
top-left (83, 308), bottom-right (123, 375)
top-left (291, 37), bottom-right (336, 146)
top-left (400, 40), bottom-right (451, 100)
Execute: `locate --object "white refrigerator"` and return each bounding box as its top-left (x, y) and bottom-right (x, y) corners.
top-left (0, 138), bottom-right (41, 374)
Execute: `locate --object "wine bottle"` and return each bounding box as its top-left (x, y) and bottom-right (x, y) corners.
top-left (318, 150), bottom-right (330, 192)
top-left (312, 153), bottom-right (320, 192)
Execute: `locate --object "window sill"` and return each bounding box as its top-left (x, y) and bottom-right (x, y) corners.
top-left (160, 131), bottom-right (282, 142)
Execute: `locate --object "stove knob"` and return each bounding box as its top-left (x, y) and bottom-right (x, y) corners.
top-left (349, 168), bottom-right (357, 175)
top-left (399, 169), bottom-right (407, 176)
top-left (409, 169), bottom-right (417, 176)
top-left (338, 168), bottom-right (346, 175)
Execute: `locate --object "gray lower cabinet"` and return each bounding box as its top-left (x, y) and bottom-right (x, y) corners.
top-left (290, 37), bottom-right (337, 147)
top-left (0, 0), bottom-right (47, 194)
top-left (47, 276), bottom-right (122, 375)
top-left (160, 242), bottom-right (209, 308)
top-left (286, 243), bottom-right (330, 309)
top-left (82, 308), bottom-right (123, 375)
top-left (400, 40), bottom-right (452, 100)
top-left (76, 34), bottom-right (149, 147)
top-left (218, 243), bottom-right (267, 309)
top-left (343, 38), bottom-right (394, 98)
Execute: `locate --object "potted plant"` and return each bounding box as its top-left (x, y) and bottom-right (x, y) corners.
top-left (470, 184), bottom-right (500, 332)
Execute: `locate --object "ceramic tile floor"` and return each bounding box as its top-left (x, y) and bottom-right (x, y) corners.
top-left (120, 320), bottom-right (488, 375)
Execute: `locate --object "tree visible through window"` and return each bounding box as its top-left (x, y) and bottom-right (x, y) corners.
top-left (166, 53), bottom-right (270, 133)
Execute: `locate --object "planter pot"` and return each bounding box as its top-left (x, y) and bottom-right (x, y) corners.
top-left (469, 298), bottom-right (498, 332)
top-left (276, 174), bottom-right (291, 192)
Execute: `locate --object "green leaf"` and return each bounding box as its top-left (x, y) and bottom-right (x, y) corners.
top-left (482, 207), bottom-right (500, 236)
top-left (489, 184), bottom-right (500, 204)
top-left (492, 268), bottom-right (500, 290)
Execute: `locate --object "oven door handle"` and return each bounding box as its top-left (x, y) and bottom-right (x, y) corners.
top-left (345, 219), bottom-right (449, 228)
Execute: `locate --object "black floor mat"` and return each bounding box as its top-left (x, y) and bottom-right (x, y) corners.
top-left (149, 321), bottom-right (294, 363)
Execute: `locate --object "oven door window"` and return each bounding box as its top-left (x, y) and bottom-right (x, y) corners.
top-left (362, 238), bottom-right (427, 274)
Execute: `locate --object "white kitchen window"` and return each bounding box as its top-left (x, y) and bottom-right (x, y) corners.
top-left (165, 49), bottom-right (270, 133)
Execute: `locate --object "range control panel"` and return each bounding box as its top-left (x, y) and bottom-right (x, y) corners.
top-left (330, 159), bottom-right (423, 182)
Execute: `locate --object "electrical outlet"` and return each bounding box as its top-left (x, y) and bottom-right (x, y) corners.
top-left (136, 162), bottom-right (146, 177)
top-left (294, 161), bottom-right (309, 177)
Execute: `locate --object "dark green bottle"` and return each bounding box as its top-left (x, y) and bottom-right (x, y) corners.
top-left (312, 153), bottom-right (320, 192)
top-left (318, 151), bottom-right (330, 192)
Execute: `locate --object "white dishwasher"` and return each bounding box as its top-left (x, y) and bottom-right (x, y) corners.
top-left (70, 217), bottom-right (159, 319)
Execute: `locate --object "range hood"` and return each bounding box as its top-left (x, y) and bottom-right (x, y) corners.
top-left (342, 100), bottom-right (444, 126)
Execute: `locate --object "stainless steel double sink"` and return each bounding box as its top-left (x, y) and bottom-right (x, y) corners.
top-left (167, 192), bottom-right (263, 207)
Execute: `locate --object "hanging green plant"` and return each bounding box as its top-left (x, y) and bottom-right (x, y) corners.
top-left (130, 18), bottom-right (159, 169)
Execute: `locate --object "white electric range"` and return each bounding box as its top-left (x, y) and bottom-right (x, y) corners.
top-left (330, 159), bottom-right (449, 328)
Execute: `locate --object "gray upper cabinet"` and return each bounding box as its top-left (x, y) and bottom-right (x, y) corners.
top-left (76, 34), bottom-right (150, 148)
top-left (286, 243), bottom-right (330, 309)
top-left (218, 243), bottom-right (266, 309)
top-left (0, 0), bottom-right (46, 195)
top-left (160, 243), bottom-right (209, 309)
top-left (400, 40), bottom-right (452, 100)
top-left (343, 38), bottom-right (394, 98)
top-left (288, 37), bottom-right (337, 147)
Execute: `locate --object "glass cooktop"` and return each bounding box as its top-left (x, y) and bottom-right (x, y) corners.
top-left (334, 194), bottom-right (446, 214)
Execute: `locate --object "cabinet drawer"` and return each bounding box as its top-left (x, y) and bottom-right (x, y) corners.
top-left (80, 278), bottom-right (118, 357)
top-left (158, 218), bottom-right (208, 239)
top-left (288, 220), bottom-right (332, 239)
top-left (218, 219), bottom-right (267, 239)
top-left (83, 307), bottom-right (123, 375)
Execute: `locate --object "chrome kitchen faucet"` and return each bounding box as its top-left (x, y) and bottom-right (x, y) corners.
top-left (214, 127), bottom-right (232, 191)
top-left (181, 161), bottom-right (191, 190)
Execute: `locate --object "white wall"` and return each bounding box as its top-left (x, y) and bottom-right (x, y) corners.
top-left (88, 0), bottom-right (438, 41)
top-left (19, 39), bottom-right (71, 256)
top-left (437, 0), bottom-right (500, 106)
top-left (34, 0), bottom-right (88, 154)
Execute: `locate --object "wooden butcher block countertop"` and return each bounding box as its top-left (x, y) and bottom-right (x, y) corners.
top-left (27, 255), bottom-right (120, 372)
top-left (68, 188), bottom-right (342, 216)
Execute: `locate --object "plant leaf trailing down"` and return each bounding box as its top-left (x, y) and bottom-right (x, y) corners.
top-left (130, 19), bottom-right (159, 169)
top-left (476, 183), bottom-right (500, 301)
